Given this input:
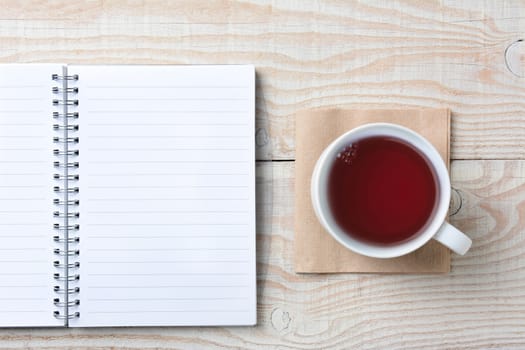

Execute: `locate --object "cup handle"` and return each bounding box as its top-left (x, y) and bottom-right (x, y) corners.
top-left (433, 222), bottom-right (472, 255)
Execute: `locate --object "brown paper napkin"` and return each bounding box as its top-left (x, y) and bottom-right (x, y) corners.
top-left (294, 108), bottom-right (451, 273)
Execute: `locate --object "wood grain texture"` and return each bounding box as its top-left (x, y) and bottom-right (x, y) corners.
top-left (0, 161), bottom-right (524, 349)
top-left (2, 1), bottom-right (525, 349)
top-left (2, 0), bottom-right (525, 160)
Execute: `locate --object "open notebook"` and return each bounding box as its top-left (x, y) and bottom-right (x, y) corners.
top-left (0, 64), bottom-right (256, 327)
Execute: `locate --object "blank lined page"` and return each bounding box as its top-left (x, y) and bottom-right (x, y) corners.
top-left (71, 65), bottom-right (256, 327)
top-left (0, 64), bottom-right (62, 327)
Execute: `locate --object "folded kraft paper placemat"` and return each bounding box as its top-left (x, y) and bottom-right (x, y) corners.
top-left (294, 108), bottom-right (451, 273)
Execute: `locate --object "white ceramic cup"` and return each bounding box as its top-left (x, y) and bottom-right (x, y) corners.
top-left (311, 123), bottom-right (472, 258)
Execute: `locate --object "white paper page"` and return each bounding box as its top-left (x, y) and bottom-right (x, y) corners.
top-left (71, 65), bottom-right (256, 327)
top-left (0, 64), bottom-right (63, 327)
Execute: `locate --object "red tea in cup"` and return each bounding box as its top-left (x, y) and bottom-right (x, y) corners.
top-left (327, 136), bottom-right (438, 245)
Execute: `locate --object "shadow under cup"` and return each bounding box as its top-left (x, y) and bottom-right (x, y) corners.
top-left (311, 123), bottom-right (451, 259)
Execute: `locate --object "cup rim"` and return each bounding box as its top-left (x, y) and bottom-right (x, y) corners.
top-left (310, 122), bottom-right (451, 258)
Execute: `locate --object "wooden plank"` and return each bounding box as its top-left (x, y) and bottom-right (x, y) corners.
top-left (0, 160), bottom-right (524, 349)
top-left (0, 1), bottom-right (525, 348)
top-left (1, 1), bottom-right (525, 159)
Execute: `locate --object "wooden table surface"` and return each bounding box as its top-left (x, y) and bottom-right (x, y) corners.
top-left (2, 1), bottom-right (525, 348)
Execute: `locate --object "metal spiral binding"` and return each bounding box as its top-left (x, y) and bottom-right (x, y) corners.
top-left (54, 124), bottom-right (79, 131)
top-left (53, 174), bottom-right (80, 180)
top-left (53, 224), bottom-right (80, 231)
top-left (54, 273), bottom-right (80, 281)
top-left (52, 74), bottom-right (79, 81)
top-left (54, 149), bottom-right (79, 156)
top-left (53, 112), bottom-right (79, 119)
top-left (52, 70), bottom-right (80, 322)
top-left (54, 298), bottom-right (80, 307)
top-left (53, 137), bottom-right (79, 143)
top-left (54, 261), bottom-right (80, 268)
top-left (53, 211), bottom-right (79, 218)
top-left (53, 99), bottom-right (79, 106)
top-left (54, 311), bottom-right (80, 320)
top-left (54, 286), bottom-right (80, 293)
top-left (53, 199), bottom-right (80, 205)
top-left (52, 87), bottom-right (79, 93)
top-left (54, 186), bottom-right (79, 193)
top-left (54, 248), bottom-right (80, 256)
top-left (54, 161), bottom-right (79, 168)
top-left (53, 236), bottom-right (80, 243)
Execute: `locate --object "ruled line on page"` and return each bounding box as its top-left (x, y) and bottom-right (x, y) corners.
top-left (86, 85), bottom-right (246, 88)
top-left (0, 85), bottom-right (44, 88)
top-left (87, 123), bottom-right (249, 127)
top-left (89, 297), bottom-right (249, 302)
top-left (87, 185), bottom-right (249, 189)
top-left (86, 198), bottom-right (249, 201)
top-left (0, 124), bottom-right (47, 127)
top-left (0, 248), bottom-right (46, 251)
top-left (0, 210), bottom-right (47, 214)
top-left (0, 161), bottom-right (47, 163)
top-left (84, 113), bottom-right (248, 119)
top-left (87, 110), bottom-right (247, 113)
top-left (87, 210), bottom-right (248, 213)
top-left (87, 310), bottom-right (251, 314)
top-left (87, 160), bottom-right (248, 164)
top-left (0, 110), bottom-right (44, 113)
top-left (91, 97), bottom-right (249, 101)
top-left (88, 273), bottom-right (249, 277)
top-left (88, 248), bottom-right (249, 252)
top-left (85, 223), bottom-right (248, 226)
top-left (87, 147), bottom-right (249, 151)
top-left (0, 98), bottom-right (44, 101)
top-left (0, 173), bottom-right (46, 176)
top-left (0, 285), bottom-right (47, 287)
top-left (87, 173), bottom-right (249, 176)
top-left (86, 235), bottom-right (248, 239)
top-left (87, 135), bottom-right (250, 139)
top-left (0, 148), bottom-right (47, 150)
top-left (0, 198), bottom-right (46, 201)
top-left (0, 310), bottom-right (48, 313)
top-left (0, 136), bottom-right (47, 139)
top-left (0, 297), bottom-right (47, 300)
top-left (0, 260), bottom-right (47, 263)
top-left (0, 223), bottom-right (47, 226)
top-left (87, 285), bottom-right (250, 289)
top-left (0, 185), bottom-right (45, 188)
top-left (86, 260), bottom-right (249, 264)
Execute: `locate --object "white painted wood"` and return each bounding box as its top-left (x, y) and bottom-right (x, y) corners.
top-left (1, 1), bottom-right (525, 348)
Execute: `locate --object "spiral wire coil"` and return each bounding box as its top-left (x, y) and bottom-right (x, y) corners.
top-left (52, 72), bottom-right (80, 322)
